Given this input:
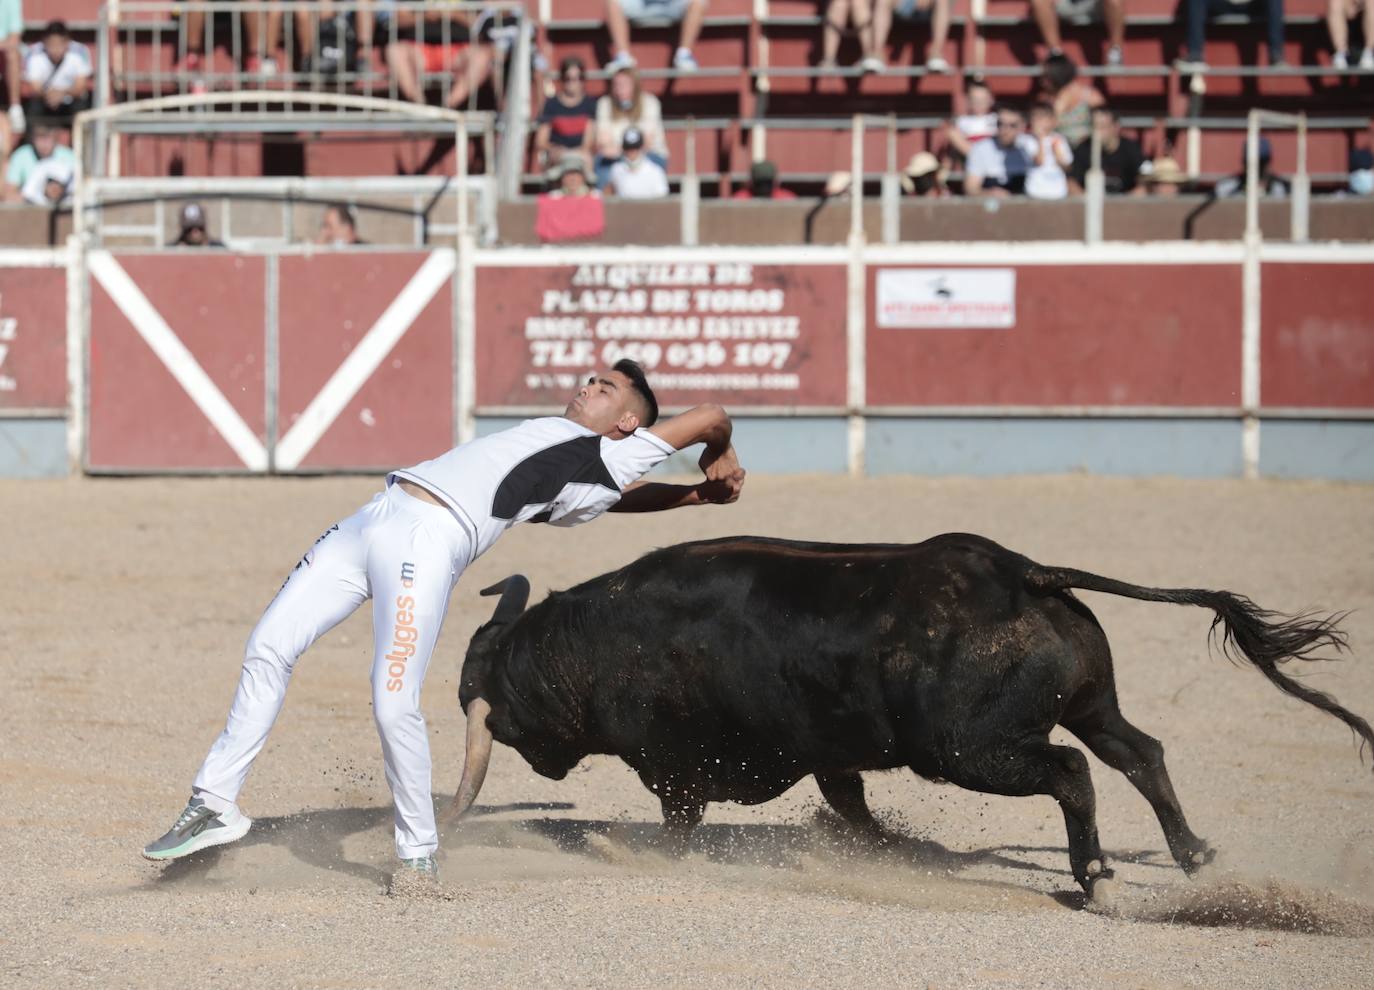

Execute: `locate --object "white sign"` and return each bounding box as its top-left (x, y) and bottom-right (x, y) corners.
top-left (876, 268), bottom-right (1016, 329)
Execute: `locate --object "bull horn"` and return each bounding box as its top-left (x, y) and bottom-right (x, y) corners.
top-left (480, 575), bottom-right (530, 625)
top-left (442, 697), bottom-right (493, 824)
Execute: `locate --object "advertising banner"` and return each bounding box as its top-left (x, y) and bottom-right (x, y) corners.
top-left (475, 260), bottom-right (849, 408)
top-left (0, 267), bottom-right (67, 411)
top-left (875, 268), bottom-right (1016, 329)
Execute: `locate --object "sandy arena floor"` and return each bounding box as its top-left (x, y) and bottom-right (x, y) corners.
top-left (2, 473), bottom-right (1373, 988)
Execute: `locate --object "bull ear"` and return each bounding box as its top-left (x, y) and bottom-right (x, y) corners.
top-left (480, 575), bottom-right (530, 625)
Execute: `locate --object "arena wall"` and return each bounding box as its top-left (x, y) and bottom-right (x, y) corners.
top-left (3, 242), bottom-right (1371, 480)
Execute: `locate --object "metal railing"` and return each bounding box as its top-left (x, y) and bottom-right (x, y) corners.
top-left (99, 2), bottom-right (528, 109)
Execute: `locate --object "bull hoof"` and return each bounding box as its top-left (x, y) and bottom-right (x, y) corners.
top-left (1182, 845), bottom-right (1217, 877)
top-left (1087, 875), bottom-right (1123, 915)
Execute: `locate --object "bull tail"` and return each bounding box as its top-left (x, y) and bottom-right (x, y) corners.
top-left (1026, 564), bottom-right (1372, 767)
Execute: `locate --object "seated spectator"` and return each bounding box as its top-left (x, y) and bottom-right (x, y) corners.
top-left (176, 4), bottom-right (284, 79)
top-left (1327, 0), bottom-right (1374, 68)
top-left (535, 153), bottom-right (606, 242)
top-left (1347, 147), bottom-right (1373, 196)
top-left (821, 0), bottom-right (884, 71)
top-left (731, 160), bottom-right (798, 199)
top-left (536, 57), bottom-right (597, 173)
top-left (4, 122), bottom-right (73, 203)
top-left (1069, 106), bottom-right (1145, 195)
top-left (605, 0), bottom-right (705, 72)
top-left (22, 21), bottom-right (92, 128)
top-left (1024, 102), bottom-right (1073, 200)
top-left (2, 0), bottom-right (22, 134)
top-left (1182, 0), bottom-right (1286, 69)
top-left (172, 202), bottom-right (227, 247)
top-left (317, 202), bottom-right (366, 246)
top-left (384, 6), bottom-right (494, 109)
top-left (1032, 0), bottom-right (1126, 65)
top-left (1039, 54), bottom-right (1103, 149)
top-left (606, 127), bottom-right (670, 199)
top-left (945, 80), bottom-right (997, 161)
top-left (1214, 136), bottom-right (1290, 198)
top-left (595, 67), bottom-right (668, 188)
top-left (296, 0), bottom-right (370, 76)
top-left (964, 106), bottom-right (1036, 197)
top-left (1142, 155), bottom-right (1187, 196)
top-left (871, 0), bottom-right (953, 72)
top-left (900, 151), bottom-right (949, 197)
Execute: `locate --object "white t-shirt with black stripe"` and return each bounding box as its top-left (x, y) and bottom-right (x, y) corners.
top-left (389, 417), bottom-right (675, 560)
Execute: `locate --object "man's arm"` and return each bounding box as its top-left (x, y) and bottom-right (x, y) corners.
top-left (608, 478), bottom-right (739, 513)
top-left (606, 403), bottom-right (746, 513)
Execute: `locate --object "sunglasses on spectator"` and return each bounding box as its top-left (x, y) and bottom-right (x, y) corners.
top-left (997, 119), bottom-right (1022, 129)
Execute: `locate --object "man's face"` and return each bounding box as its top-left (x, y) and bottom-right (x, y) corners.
top-left (564, 370), bottom-right (643, 437)
top-left (624, 145), bottom-right (643, 164)
top-left (44, 33), bottom-right (69, 64)
top-left (967, 86), bottom-right (993, 116)
top-left (320, 209), bottom-right (354, 244)
top-left (995, 113), bottom-right (1024, 148)
top-left (1093, 111), bottom-right (1120, 145)
top-left (183, 225), bottom-right (207, 245)
top-left (560, 169), bottom-right (586, 195)
top-left (44, 179), bottom-right (66, 203)
top-left (32, 130), bottom-right (57, 158)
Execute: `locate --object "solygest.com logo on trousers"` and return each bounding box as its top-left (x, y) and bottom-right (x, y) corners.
top-left (386, 562), bottom-right (418, 692)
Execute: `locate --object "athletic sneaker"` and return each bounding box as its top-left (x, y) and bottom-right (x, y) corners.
top-left (1333, 51), bottom-right (1350, 69)
top-left (672, 47), bottom-right (699, 71)
top-left (1360, 48), bottom-right (1374, 69)
top-left (604, 50), bottom-right (637, 73)
top-left (400, 855), bottom-right (439, 877)
top-left (7, 103), bottom-right (24, 135)
top-left (859, 55), bottom-right (886, 74)
top-left (1106, 45), bottom-right (1123, 67)
top-left (142, 797), bottom-right (252, 861)
top-left (925, 54), bottom-right (950, 73)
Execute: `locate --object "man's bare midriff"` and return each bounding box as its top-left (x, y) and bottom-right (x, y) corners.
top-left (397, 478), bottom-right (446, 507)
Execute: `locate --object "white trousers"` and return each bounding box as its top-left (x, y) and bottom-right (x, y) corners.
top-left (193, 483), bottom-right (472, 859)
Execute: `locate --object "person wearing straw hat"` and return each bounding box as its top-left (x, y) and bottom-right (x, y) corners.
top-left (1142, 156), bottom-right (1187, 197)
top-left (900, 151), bottom-right (948, 198)
top-left (536, 153), bottom-right (605, 242)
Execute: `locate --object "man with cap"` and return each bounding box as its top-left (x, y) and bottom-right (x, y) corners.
top-left (730, 159), bottom-right (797, 200)
top-left (173, 202), bottom-right (226, 247)
top-left (1214, 136), bottom-right (1290, 199)
top-left (606, 126), bottom-right (669, 199)
top-left (1348, 147), bottom-right (1373, 197)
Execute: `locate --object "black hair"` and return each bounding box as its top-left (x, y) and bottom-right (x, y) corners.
top-left (1029, 100), bottom-right (1055, 117)
top-left (1093, 105), bottom-right (1121, 123)
top-left (559, 56), bottom-right (585, 78)
top-left (1041, 53), bottom-right (1077, 90)
top-left (325, 201), bottom-right (357, 229)
top-left (45, 20), bottom-right (70, 38)
top-left (992, 103), bottom-right (1024, 121)
top-left (613, 359), bottom-right (658, 427)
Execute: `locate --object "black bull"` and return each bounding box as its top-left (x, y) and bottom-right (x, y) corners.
top-left (445, 533), bottom-right (1372, 897)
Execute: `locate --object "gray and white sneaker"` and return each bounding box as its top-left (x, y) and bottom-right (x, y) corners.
top-left (142, 797), bottom-right (252, 861)
top-left (399, 855), bottom-right (439, 877)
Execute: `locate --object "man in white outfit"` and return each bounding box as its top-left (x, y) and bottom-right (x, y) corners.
top-left (143, 360), bottom-right (747, 878)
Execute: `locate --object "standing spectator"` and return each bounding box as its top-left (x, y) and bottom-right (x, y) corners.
top-left (1327, 0), bottom-right (1374, 68)
top-left (1031, 0), bottom-right (1127, 65)
top-left (964, 106), bottom-right (1036, 197)
top-left (1142, 156), bottom-right (1187, 196)
top-left (945, 79), bottom-right (997, 160)
top-left (604, 0), bottom-right (706, 72)
top-left (535, 153), bottom-right (606, 242)
top-left (1, 0), bottom-right (22, 134)
top-left (1039, 54), bottom-right (1103, 148)
top-left (535, 57), bottom-right (597, 173)
top-left (172, 202), bottom-right (227, 247)
top-left (1182, 0), bottom-right (1286, 69)
top-left (870, 0), bottom-right (953, 72)
top-left (1214, 136), bottom-right (1290, 198)
top-left (731, 160), bottom-right (798, 199)
top-left (820, 0), bottom-right (884, 71)
top-left (1069, 106), bottom-right (1146, 195)
top-left (900, 151), bottom-right (949, 197)
top-left (1024, 102), bottom-right (1073, 199)
top-left (22, 21), bottom-right (92, 128)
top-left (384, 6), bottom-right (494, 109)
top-left (4, 122), bottom-right (73, 203)
top-left (606, 127), bottom-right (670, 198)
top-left (317, 202), bottom-right (366, 246)
top-left (594, 66), bottom-right (667, 187)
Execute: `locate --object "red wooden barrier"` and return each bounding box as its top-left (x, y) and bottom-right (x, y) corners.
top-left (1260, 263), bottom-right (1374, 409)
top-left (0, 266), bottom-right (67, 412)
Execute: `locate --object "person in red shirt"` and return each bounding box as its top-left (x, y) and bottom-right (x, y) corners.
top-left (730, 160), bottom-right (798, 200)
